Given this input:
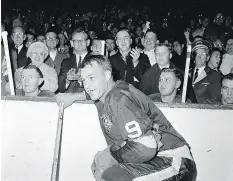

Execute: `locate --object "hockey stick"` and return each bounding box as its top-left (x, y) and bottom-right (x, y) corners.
top-left (51, 103), bottom-right (65, 181)
top-left (181, 44), bottom-right (192, 103)
top-left (1, 31), bottom-right (15, 95)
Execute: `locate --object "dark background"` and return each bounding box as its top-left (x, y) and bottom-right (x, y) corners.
top-left (2, 0), bottom-right (233, 17)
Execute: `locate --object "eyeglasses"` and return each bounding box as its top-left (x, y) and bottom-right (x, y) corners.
top-left (72, 39), bottom-right (87, 43)
top-left (13, 33), bottom-right (24, 38)
top-left (196, 53), bottom-right (207, 58)
top-left (31, 52), bottom-right (47, 57)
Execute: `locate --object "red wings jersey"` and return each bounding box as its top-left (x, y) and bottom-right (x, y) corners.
top-left (95, 80), bottom-right (188, 152)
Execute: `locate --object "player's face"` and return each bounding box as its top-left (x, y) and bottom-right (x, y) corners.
top-left (12, 27), bottom-right (26, 47)
top-left (144, 32), bottom-right (157, 51)
top-left (81, 62), bottom-right (108, 101)
top-left (195, 49), bottom-right (209, 68)
top-left (155, 46), bottom-right (171, 67)
top-left (46, 32), bottom-right (58, 49)
top-left (221, 79), bottom-right (233, 105)
top-left (116, 31), bottom-right (132, 52)
top-left (209, 51), bottom-right (221, 68)
top-left (106, 39), bottom-right (115, 52)
top-left (159, 72), bottom-right (178, 96)
top-left (21, 69), bottom-right (41, 93)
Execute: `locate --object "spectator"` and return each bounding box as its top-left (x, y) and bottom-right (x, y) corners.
top-left (149, 68), bottom-right (191, 103)
top-left (14, 42), bottom-right (58, 93)
top-left (191, 40), bottom-right (221, 103)
top-left (109, 28), bottom-right (150, 89)
top-left (90, 39), bottom-right (104, 55)
top-left (207, 47), bottom-right (222, 71)
top-left (44, 29), bottom-right (69, 75)
top-left (17, 64), bottom-right (55, 97)
top-left (58, 33), bottom-right (70, 54)
top-left (219, 38), bottom-right (233, 75)
top-left (58, 29), bottom-right (90, 93)
top-left (36, 35), bottom-right (46, 44)
top-left (140, 43), bottom-right (197, 103)
top-left (105, 34), bottom-right (117, 57)
top-left (141, 30), bottom-right (158, 66)
top-left (11, 26), bottom-right (30, 72)
top-left (220, 73), bottom-right (233, 105)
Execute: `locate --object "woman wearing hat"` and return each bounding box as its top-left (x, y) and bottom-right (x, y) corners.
top-left (14, 42), bottom-right (58, 93)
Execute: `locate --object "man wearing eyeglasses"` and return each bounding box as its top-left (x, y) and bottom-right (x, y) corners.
top-left (10, 26), bottom-right (30, 73)
top-left (58, 28), bottom-right (90, 93)
top-left (191, 40), bottom-right (221, 104)
top-left (44, 28), bottom-right (69, 75)
top-left (109, 29), bottom-right (151, 89)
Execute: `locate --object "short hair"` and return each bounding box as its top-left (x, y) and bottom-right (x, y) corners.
top-left (81, 55), bottom-right (112, 73)
top-left (145, 29), bottom-right (157, 38)
top-left (71, 28), bottom-right (88, 39)
top-left (155, 43), bottom-right (172, 52)
top-left (161, 68), bottom-right (183, 82)
top-left (23, 64), bottom-right (43, 78)
top-left (221, 73), bottom-right (233, 85)
top-left (210, 47), bottom-right (222, 58)
top-left (115, 28), bottom-right (131, 40)
top-left (12, 26), bottom-right (25, 35)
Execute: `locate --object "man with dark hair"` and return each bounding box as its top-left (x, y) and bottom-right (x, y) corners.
top-left (109, 28), bottom-right (150, 88)
top-left (141, 30), bottom-right (158, 66)
top-left (78, 55), bottom-right (196, 181)
top-left (17, 64), bottom-right (55, 97)
top-left (191, 40), bottom-right (221, 103)
top-left (105, 34), bottom-right (117, 57)
top-left (140, 43), bottom-right (197, 103)
top-left (220, 73), bottom-right (233, 105)
top-left (207, 47), bottom-right (222, 71)
top-left (44, 28), bottom-right (69, 75)
top-left (149, 68), bottom-right (191, 103)
top-left (58, 28), bottom-right (90, 93)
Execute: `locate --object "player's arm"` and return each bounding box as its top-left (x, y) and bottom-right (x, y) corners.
top-left (109, 96), bottom-right (158, 163)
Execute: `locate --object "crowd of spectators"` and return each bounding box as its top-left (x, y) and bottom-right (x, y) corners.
top-left (1, 4), bottom-right (233, 106)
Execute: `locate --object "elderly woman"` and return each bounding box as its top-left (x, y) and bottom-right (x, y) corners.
top-left (14, 42), bottom-right (58, 92)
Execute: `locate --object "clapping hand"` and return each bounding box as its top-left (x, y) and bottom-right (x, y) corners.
top-left (130, 47), bottom-right (140, 66)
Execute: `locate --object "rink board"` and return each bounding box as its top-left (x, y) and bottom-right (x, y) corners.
top-left (1, 97), bottom-right (233, 181)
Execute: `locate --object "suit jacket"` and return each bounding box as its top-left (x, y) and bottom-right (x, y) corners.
top-left (109, 52), bottom-right (151, 88)
top-left (58, 53), bottom-right (89, 93)
top-left (191, 66), bottom-right (221, 104)
top-left (140, 63), bottom-right (197, 103)
top-left (44, 51), bottom-right (69, 75)
top-left (10, 45), bottom-right (30, 73)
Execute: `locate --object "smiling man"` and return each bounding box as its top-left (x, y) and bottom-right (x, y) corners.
top-left (79, 55), bottom-right (196, 181)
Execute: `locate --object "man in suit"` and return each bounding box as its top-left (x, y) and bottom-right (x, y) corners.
top-left (44, 29), bottom-right (69, 75)
top-left (140, 43), bottom-right (197, 103)
top-left (191, 40), bottom-right (221, 104)
top-left (109, 29), bottom-right (151, 89)
top-left (11, 26), bottom-right (30, 72)
top-left (58, 29), bottom-right (90, 93)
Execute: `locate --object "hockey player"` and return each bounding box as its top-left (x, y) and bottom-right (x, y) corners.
top-left (79, 55), bottom-right (197, 181)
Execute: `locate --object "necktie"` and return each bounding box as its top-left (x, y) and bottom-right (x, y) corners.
top-left (193, 69), bottom-right (199, 82)
top-left (78, 56), bottom-right (82, 68)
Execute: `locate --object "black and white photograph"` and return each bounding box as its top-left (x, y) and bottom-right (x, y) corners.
top-left (1, 0), bottom-right (233, 180)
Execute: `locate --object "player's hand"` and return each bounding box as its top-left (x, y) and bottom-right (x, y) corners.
top-left (130, 48), bottom-right (140, 66)
top-left (55, 93), bottom-right (77, 108)
top-left (91, 147), bottom-right (118, 179)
